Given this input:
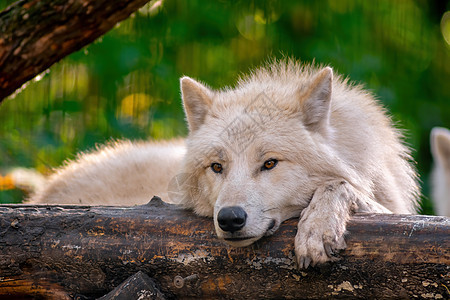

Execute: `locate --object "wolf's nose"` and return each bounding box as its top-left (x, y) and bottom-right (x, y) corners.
top-left (217, 206), bottom-right (247, 233)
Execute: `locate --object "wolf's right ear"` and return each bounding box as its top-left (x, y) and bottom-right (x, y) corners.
top-left (180, 77), bottom-right (213, 133)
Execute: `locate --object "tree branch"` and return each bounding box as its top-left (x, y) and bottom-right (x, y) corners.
top-left (0, 0), bottom-right (151, 102)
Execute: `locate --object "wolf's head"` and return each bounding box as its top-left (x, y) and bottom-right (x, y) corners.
top-left (176, 62), bottom-right (344, 247)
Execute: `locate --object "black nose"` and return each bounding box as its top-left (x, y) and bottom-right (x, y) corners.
top-left (217, 206), bottom-right (247, 233)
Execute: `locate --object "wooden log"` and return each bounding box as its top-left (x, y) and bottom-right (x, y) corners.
top-left (0, 0), bottom-right (151, 102)
top-left (0, 197), bottom-right (449, 299)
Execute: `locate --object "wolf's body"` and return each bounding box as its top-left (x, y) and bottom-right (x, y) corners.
top-left (430, 127), bottom-right (450, 217)
top-left (30, 60), bottom-right (419, 267)
top-left (31, 140), bottom-right (185, 205)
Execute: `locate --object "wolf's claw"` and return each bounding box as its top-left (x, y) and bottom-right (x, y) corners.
top-left (324, 243), bottom-right (334, 257)
top-left (298, 256), bottom-right (312, 269)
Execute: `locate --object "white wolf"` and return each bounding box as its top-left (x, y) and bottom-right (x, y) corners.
top-left (430, 127), bottom-right (450, 216)
top-left (30, 59), bottom-right (419, 268)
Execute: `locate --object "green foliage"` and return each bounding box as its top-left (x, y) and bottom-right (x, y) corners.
top-left (1, 0), bottom-right (449, 213)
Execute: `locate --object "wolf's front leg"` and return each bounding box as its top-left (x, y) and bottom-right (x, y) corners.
top-left (295, 180), bottom-right (389, 268)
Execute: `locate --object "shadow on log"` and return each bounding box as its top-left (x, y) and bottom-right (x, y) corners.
top-left (0, 197), bottom-right (449, 299)
top-left (98, 271), bottom-right (166, 300)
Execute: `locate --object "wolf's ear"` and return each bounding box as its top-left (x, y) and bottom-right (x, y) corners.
top-left (300, 67), bottom-right (332, 133)
top-left (431, 127), bottom-right (450, 168)
top-left (180, 76), bottom-right (213, 133)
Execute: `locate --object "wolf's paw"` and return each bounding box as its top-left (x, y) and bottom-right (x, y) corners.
top-left (294, 220), bottom-right (347, 269)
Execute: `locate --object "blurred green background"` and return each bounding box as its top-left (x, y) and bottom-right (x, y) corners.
top-left (0, 0), bottom-right (449, 214)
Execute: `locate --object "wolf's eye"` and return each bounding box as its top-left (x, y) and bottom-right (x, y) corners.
top-left (261, 159), bottom-right (278, 171)
top-left (211, 163), bottom-right (223, 174)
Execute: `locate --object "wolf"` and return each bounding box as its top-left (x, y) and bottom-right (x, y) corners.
top-left (430, 127), bottom-right (450, 217)
top-left (30, 59), bottom-right (419, 268)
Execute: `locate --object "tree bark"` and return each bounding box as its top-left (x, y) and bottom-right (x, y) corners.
top-left (0, 0), bottom-right (151, 102)
top-left (0, 197), bottom-right (449, 299)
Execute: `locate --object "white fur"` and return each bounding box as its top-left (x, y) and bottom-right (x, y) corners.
top-left (31, 140), bottom-right (185, 205)
top-left (178, 59), bottom-right (419, 267)
top-left (8, 168), bottom-right (46, 192)
top-left (30, 59), bottom-right (420, 268)
top-left (430, 127), bottom-right (450, 216)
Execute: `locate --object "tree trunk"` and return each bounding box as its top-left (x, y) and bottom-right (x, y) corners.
top-left (0, 0), bottom-right (151, 102)
top-left (0, 197), bottom-right (449, 299)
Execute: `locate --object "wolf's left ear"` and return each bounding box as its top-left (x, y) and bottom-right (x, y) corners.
top-left (180, 77), bottom-right (213, 133)
top-left (300, 67), bottom-right (332, 133)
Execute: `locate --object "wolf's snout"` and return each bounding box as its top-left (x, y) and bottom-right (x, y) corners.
top-left (217, 206), bottom-right (247, 233)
